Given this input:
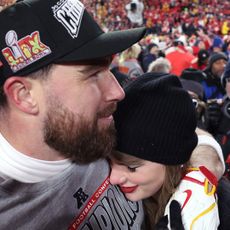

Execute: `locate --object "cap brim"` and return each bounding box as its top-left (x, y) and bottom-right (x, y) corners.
top-left (57, 27), bottom-right (146, 62)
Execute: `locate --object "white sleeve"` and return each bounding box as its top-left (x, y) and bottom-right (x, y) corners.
top-left (197, 135), bottom-right (225, 174)
top-left (164, 171), bottom-right (220, 230)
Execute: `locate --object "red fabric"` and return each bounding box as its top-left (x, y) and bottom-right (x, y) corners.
top-left (192, 46), bottom-right (200, 56)
top-left (199, 166), bottom-right (218, 186)
top-left (191, 62), bottom-right (207, 71)
top-left (166, 50), bottom-right (195, 76)
top-left (226, 154), bottom-right (230, 164)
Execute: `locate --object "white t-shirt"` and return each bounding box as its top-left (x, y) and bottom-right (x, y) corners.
top-left (0, 133), bottom-right (71, 182)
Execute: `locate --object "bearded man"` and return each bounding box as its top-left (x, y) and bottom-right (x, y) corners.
top-left (0, 0), bottom-right (146, 228)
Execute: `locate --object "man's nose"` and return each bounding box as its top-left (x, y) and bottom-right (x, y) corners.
top-left (103, 71), bottom-right (125, 102)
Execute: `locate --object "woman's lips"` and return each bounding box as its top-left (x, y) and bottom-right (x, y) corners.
top-left (119, 185), bottom-right (138, 193)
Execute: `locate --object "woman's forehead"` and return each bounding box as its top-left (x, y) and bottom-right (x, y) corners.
top-left (112, 151), bottom-right (143, 164)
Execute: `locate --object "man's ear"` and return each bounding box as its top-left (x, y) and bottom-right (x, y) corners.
top-left (3, 77), bottom-right (39, 114)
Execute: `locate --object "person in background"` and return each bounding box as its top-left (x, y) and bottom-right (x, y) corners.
top-left (166, 40), bottom-right (196, 77)
top-left (204, 60), bottom-right (230, 164)
top-left (211, 35), bottom-right (224, 53)
top-left (192, 49), bottom-right (210, 71)
top-left (141, 43), bottom-right (159, 72)
top-left (118, 43), bottom-right (144, 80)
top-left (147, 57), bottom-right (171, 74)
top-left (214, 60), bottom-right (230, 230)
top-left (109, 74), bottom-right (224, 229)
top-left (219, 61), bottom-right (230, 163)
top-left (0, 0), bottom-right (147, 229)
top-left (202, 52), bottom-right (228, 101)
top-left (125, 0), bottom-right (144, 27)
top-left (180, 78), bottom-right (206, 129)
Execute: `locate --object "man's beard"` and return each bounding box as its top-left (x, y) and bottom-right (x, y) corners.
top-left (43, 99), bottom-right (116, 164)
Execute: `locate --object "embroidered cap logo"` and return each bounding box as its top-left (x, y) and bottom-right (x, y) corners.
top-left (52, 0), bottom-right (85, 39)
top-left (2, 30), bottom-right (51, 73)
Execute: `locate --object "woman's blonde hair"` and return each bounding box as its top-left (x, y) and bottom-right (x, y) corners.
top-left (143, 165), bottom-right (187, 229)
top-left (110, 151), bottom-right (187, 229)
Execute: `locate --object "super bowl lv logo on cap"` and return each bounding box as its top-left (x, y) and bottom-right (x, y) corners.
top-left (2, 30), bottom-right (51, 73)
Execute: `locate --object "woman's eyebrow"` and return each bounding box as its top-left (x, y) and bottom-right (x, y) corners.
top-left (120, 157), bottom-right (143, 166)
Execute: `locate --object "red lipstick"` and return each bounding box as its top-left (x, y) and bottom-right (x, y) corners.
top-left (119, 185), bottom-right (138, 193)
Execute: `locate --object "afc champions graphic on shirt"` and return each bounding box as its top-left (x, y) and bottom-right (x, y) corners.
top-left (70, 177), bottom-right (143, 230)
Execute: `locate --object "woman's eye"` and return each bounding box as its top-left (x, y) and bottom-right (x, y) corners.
top-left (127, 166), bottom-right (137, 172)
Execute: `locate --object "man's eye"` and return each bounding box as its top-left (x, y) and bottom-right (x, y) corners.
top-left (127, 166), bottom-right (137, 172)
top-left (90, 72), bottom-right (100, 78)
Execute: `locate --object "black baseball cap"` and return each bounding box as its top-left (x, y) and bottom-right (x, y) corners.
top-left (0, 0), bottom-right (146, 82)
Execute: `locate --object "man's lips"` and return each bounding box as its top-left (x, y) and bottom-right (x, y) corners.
top-left (101, 114), bottom-right (113, 120)
top-left (119, 185), bottom-right (138, 193)
top-left (98, 104), bottom-right (117, 118)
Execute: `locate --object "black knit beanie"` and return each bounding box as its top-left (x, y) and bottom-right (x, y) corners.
top-left (207, 52), bottom-right (228, 70)
top-left (114, 74), bottom-right (198, 165)
top-left (180, 78), bottom-right (204, 100)
top-left (180, 68), bottom-right (206, 83)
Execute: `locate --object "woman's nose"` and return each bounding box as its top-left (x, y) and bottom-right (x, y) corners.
top-left (109, 166), bottom-right (126, 185)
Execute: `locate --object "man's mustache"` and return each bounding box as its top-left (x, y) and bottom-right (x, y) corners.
top-left (97, 103), bottom-right (117, 118)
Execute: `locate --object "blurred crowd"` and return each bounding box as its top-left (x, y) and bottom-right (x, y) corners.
top-left (80, 0), bottom-right (230, 179)
top-left (82, 0), bottom-right (229, 35)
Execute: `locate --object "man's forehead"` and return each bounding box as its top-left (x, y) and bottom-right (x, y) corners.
top-left (53, 56), bottom-right (113, 74)
top-left (59, 56), bottom-right (113, 66)
top-left (84, 56), bottom-right (113, 66)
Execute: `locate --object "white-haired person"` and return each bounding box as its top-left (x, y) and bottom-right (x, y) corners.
top-left (147, 57), bottom-right (171, 74)
top-left (118, 43), bottom-right (144, 80)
